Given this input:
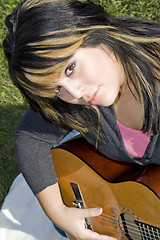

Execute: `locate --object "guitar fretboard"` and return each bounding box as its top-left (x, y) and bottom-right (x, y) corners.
top-left (135, 220), bottom-right (160, 240)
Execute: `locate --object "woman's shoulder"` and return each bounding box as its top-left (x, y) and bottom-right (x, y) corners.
top-left (15, 108), bottom-right (70, 144)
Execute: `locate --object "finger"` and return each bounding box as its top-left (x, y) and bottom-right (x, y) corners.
top-left (79, 207), bottom-right (103, 219)
top-left (85, 229), bottom-right (118, 240)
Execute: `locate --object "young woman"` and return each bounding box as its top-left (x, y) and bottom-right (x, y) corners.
top-left (3, 0), bottom-right (160, 239)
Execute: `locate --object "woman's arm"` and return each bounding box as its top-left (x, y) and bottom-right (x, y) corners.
top-left (15, 109), bottom-right (116, 239)
top-left (37, 183), bottom-right (117, 240)
top-left (14, 108), bottom-right (70, 194)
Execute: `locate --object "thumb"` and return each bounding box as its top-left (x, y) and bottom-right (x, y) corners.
top-left (80, 207), bottom-right (103, 219)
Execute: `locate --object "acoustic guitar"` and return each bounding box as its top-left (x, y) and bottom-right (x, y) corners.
top-left (51, 137), bottom-right (160, 240)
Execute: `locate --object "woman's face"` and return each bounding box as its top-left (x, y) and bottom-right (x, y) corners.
top-left (56, 45), bottom-right (125, 106)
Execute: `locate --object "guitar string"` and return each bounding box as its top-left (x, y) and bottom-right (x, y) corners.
top-left (99, 216), bottom-right (160, 239)
top-left (95, 216), bottom-right (160, 239)
top-left (92, 216), bottom-right (159, 240)
top-left (92, 214), bottom-right (159, 238)
top-left (93, 217), bottom-right (143, 238)
top-left (97, 218), bottom-right (160, 239)
top-left (98, 214), bottom-right (159, 237)
top-left (100, 212), bottom-right (159, 234)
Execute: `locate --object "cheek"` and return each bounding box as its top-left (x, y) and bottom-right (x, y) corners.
top-left (58, 89), bottom-right (83, 104)
top-left (80, 57), bottom-right (103, 84)
top-left (81, 66), bottom-right (101, 85)
top-left (100, 87), bottom-right (120, 106)
top-left (58, 90), bottom-right (72, 103)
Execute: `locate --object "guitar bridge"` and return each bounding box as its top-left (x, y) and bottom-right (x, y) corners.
top-left (70, 182), bottom-right (93, 230)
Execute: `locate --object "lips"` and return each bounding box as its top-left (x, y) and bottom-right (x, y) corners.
top-left (88, 86), bottom-right (100, 105)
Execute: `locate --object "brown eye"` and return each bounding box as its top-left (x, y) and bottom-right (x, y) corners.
top-left (54, 86), bottom-right (62, 95)
top-left (65, 63), bottom-right (75, 77)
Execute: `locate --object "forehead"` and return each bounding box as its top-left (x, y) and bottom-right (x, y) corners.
top-left (68, 45), bottom-right (112, 62)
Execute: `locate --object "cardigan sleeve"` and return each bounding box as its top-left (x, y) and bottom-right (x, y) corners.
top-left (14, 108), bottom-right (70, 194)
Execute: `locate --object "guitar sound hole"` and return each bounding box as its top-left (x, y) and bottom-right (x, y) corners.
top-left (118, 213), bottom-right (141, 240)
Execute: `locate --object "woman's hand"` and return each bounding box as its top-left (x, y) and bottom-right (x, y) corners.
top-left (37, 183), bottom-right (117, 240)
top-left (61, 206), bottom-right (117, 240)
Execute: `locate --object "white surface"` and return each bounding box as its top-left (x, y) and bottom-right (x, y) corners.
top-left (0, 174), bottom-right (67, 240)
top-left (0, 130), bottom-right (80, 239)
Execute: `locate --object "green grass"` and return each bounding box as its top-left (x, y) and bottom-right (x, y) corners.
top-left (92, 0), bottom-right (160, 21)
top-left (0, 0), bottom-right (28, 207)
top-left (0, 0), bottom-right (159, 208)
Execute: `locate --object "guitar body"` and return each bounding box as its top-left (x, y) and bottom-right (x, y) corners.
top-left (51, 137), bottom-right (160, 240)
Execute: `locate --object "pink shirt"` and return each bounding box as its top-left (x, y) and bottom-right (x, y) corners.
top-left (117, 121), bottom-right (152, 158)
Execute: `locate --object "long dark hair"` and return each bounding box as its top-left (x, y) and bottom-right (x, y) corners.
top-left (3, 0), bottom-right (160, 135)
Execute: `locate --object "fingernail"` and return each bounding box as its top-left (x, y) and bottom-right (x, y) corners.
top-left (95, 207), bottom-right (102, 215)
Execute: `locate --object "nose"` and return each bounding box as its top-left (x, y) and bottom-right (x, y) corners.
top-left (60, 79), bottom-right (84, 100)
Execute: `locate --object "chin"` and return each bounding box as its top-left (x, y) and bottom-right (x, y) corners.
top-left (100, 100), bottom-right (115, 107)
